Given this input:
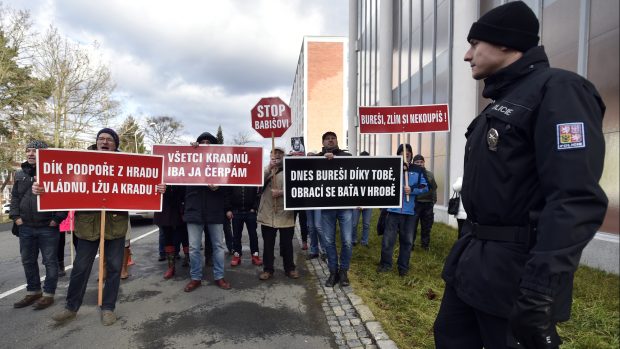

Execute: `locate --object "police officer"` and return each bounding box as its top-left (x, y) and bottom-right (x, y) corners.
top-left (433, 2), bottom-right (608, 349)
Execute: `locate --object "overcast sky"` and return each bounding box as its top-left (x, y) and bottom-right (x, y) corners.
top-left (5, 0), bottom-right (348, 148)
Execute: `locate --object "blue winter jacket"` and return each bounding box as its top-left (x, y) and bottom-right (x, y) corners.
top-left (387, 169), bottom-right (428, 215)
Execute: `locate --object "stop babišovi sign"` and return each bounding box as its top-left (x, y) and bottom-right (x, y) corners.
top-left (251, 97), bottom-right (292, 138)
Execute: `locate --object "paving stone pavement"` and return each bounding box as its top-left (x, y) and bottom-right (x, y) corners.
top-left (297, 229), bottom-right (399, 349)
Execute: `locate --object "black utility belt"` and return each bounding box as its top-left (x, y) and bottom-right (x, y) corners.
top-left (464, 219), bottom-right (531, 244)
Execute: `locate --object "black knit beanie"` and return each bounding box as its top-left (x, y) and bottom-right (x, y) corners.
top-left (467, 1), bottom-right (539, 52)
top-left (26, 140), bottom-right (48, 150)
top-left (196, 132), bottom-right (218, 144)
top-left (412, 154), bottom-right (425, 162)
top-left (96, 128), bottom-right (120, 151)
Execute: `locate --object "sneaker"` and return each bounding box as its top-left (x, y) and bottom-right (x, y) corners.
top-left (325, 271), bottom-right (340, 287)
top-left (285, 270), bottom-right (300, 279)
top-left (251, 253), bottom-right (263, 266)
top-left (184, 280), bottom-right (202, 292)
top-left (230, 252), bottom-right (241, 266)
top-left (215, 278), bottom-right (231, 290)
top-left (101, 310), bottom-right (117, 326)
top-left (13, 293), bottom-right (42, 308)
top-left (301, 242), bottom-right (308, 250)
top-left (52, 308), bottom-right (77, 323)
top-left (259, 271), bottom-right (273, 280)
top-left (33, 296), bottom-right (54, 310)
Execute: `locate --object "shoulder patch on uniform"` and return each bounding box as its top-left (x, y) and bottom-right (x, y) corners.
top-left (556, 122), bottom-right (586, 150)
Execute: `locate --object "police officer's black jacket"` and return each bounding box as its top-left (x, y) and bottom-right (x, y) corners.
top-left (10, 161), bottom-right (68, 227)
top-left (442, 46), bottom-right (608, 322)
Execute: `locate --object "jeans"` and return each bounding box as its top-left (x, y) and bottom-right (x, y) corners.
top-left (380, 213), bottom-right (415, 273)
top-left (58, 232), bottom-right (66, 263)
top-left (306, 209), bottom-right (325, 255)
top-left (412, 201), bottom-right (434, 247)
top-left (352, 208), bottom-right (372, 245)
top-left (188, 223), bottom-right (226, 281)
top-left (19, 225), bottom-right (60, 295)
top-left (232, 211), bottom-right (259, 255)
top-left (261, 225), bottom-right (295, 273)
top-left (66, 236), bottom-right (125, 312)
top-left (321, 209), bottom-right (353, 272)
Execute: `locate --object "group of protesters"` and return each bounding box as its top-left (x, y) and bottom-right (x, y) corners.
top-left (9, 127), bottom-right (437, 327)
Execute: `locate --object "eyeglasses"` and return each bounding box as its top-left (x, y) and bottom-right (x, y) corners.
top-left (97, 137), bottom-right (115, 143)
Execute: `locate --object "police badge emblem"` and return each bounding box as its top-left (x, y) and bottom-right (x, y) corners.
top-left (487, 128), bottom-right (499, 151)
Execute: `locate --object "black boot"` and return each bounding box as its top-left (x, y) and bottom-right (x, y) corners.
top-left (339, 269), bottom-right (350, 287)
top-left (325, 271), bottom-right (340, 287)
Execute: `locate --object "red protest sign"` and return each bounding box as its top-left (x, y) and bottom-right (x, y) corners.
top-left (358, 104), bottom-right (450, 134)
top-left (251, 97), bottom-right (292, 138)
top-left (153, 144), bottom-right (264, 186)
top-left (37, 149), bottom-right (164, 211)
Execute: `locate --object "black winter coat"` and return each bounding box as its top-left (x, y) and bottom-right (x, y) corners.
top-left (442, 46), bottom-right (608, 322)
top-left (154, 186), bottom-right (185, 227)
top-left (10, 162), bottom-right (67, 227)
top-left (184, 186), bottom-right (232, 224)
top-left (230, 186), bottom-right (260, 212)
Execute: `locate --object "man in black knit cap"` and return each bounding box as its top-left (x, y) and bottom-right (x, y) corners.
top-left (434, 2), bottom-right (607, 349)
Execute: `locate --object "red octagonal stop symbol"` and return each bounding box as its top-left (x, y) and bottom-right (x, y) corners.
top-left (251, 97), bottom-right (292, 138)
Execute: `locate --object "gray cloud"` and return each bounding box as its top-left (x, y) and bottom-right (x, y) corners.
top-left (8, 0), bottom-right (348, 142)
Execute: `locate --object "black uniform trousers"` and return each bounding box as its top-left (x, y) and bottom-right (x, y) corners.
top-left (434, 284), bottom-right (512, 349)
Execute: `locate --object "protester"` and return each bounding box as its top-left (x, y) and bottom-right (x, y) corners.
top-left (377, 144), bottom-right (428, 276)
top-left (352, 151), bottom-right (372, 247)
top-left (58, 211), bottom-right (75, 277)
top-left (10, 140), bottom-right (67, 310)
top-left (183, 132), bottom-right (233, 292)
top-left (49, 128), bottom-right (165, 325)
top-left (154, 185), bottom-right (187, 279)
top-left (121, 222), bottom-right (132, 279)
top-left (305, 150), bottom-right (326, 261)
top-left (257, 147), bottom-right (298, 280)
top-left (434, 2), bottom-right (608, 348)
top-left (317, 131), bottom-right (353, 287)
top-left (230, 185), bottom-right (262, 267)
top-left (411, 154), bottom-right (437, 250)
top-left (451, 177), bottom-right (467, 237)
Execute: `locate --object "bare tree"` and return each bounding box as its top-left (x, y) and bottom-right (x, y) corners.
top-left (30, 26), bottom-right (118, 148)
top-left (144, 115), bottom-right (183, 145)
top-left (0, 6), bottom-right (51, 194)
top-left (232, 130), bottom-right (254, 145)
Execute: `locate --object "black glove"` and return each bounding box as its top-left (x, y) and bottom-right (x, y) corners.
top-left (509, 288), bottom-right (562, 349)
